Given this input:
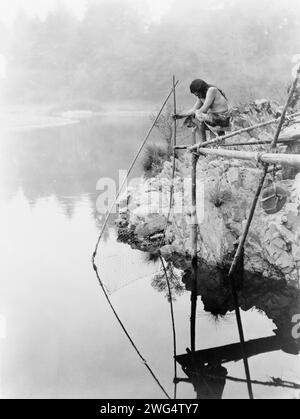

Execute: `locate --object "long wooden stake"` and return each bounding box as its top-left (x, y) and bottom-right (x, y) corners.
top-left (171, 75), bottom-right (178, 400)
top-left (173, 75), bottom-right (177, 149)
top-left (190, 124), bottom-right (205, 353)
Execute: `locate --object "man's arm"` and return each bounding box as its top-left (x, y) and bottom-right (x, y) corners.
top-left (174, 98), bottom-right (202, 119)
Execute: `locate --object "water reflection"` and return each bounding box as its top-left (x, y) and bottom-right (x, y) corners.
top-left (182, 267), bottom-right (300, 339)
top-left (0, 115), bottom-right (152, 227)
top-left (175, 332), bottom-right (300, 399)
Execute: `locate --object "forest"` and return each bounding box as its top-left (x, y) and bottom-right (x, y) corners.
top-left (1, 0), bottom-right (300, 108)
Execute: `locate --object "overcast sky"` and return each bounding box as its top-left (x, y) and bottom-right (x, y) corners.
top-left (0, 0), bottom-right (173, 26)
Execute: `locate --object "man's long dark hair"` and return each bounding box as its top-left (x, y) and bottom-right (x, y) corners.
top-left (190, 79), bottom-right (227, 100)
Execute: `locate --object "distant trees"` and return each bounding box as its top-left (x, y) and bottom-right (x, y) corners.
top-left (4, 0), bottom-right (300, 107)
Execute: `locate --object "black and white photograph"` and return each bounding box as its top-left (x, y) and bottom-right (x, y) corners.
top-left (0, 0), bottom-right (300, 402)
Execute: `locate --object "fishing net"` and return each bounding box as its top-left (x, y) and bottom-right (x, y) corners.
top-left (97, 225), bottom-right (162, 295)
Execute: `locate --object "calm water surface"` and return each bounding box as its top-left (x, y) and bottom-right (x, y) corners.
top-left (0, 115), bottom-right (299, 399)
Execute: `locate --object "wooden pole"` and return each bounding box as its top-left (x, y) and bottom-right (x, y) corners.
top-left (280, 133), bottom-right (300, 142)
top-left (271, 67), bottom-right (300, 149)
top-left (196, 147), bottom-right (300, 167)
top-left (219, 138), bottom-right (300, 147)
top-left (190, 155), bottom-right (198, 353)
top-left (171, 75), bottom-right (178, 400)
top-left (176, 137), bottom-right (300, 149)
top-left (200, 121), bottom-right (207, 143)
top-left (173, 75), bottom-right (177, 149)
top-left (190, 127), bottom-right (199, 353)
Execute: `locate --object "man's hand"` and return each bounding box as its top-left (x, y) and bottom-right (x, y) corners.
top-left (172, 113), bottom-right (182, 120)
top-left (172, 112), bottom-right (195, 120)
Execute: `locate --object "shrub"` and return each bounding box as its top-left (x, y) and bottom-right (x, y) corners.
top-left (151, 263), bottom-right (185, 302)
top-left (142, 144), bottom-right (170, 178)
top-left (209, 181), bottom-right (232, 208)
top-left (150, 105), bottom-right (173, 152)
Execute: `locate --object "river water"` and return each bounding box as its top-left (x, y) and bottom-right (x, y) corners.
top-left (0, 114), bottom-right (299, 399)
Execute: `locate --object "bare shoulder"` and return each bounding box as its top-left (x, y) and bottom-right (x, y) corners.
top-left (207, 86), bottom-right (217, 96)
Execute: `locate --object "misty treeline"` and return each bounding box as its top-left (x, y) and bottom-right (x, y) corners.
top-left (1, 0), bottom-right (300, 108)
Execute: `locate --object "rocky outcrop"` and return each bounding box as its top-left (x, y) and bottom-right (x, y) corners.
top-left (117, 155), bottom-right (300, 286)
top-left (116, 101), bottom-right (300, 331)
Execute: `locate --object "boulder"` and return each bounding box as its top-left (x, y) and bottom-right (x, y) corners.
top-left (135, 214), bottom-right (167, 239)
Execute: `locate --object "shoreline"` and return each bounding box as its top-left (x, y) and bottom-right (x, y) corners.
top-left (0, 107), bottom-right (79, 132)
top-left (0, 105), bottom-right (153, 132)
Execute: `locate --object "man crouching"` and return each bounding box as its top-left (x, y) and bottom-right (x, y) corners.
top-left (173, 79), bottom-right (231, 135)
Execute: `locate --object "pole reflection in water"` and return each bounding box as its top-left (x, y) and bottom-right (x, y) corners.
top-left (175, 333), bottom-right (300, 399)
